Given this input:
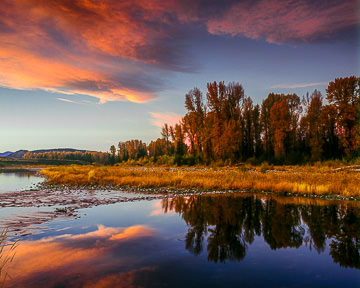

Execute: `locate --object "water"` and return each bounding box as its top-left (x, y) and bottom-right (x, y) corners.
top-left (0, 170), bottom-right (43, 193)
top-left (0, 172), bottom-right (359, 287)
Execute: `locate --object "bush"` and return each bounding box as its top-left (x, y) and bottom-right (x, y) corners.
top-left (246, 157), bottom-right (259, 166)
top-left (183, 155), bottom-right (196, 166)
top-left (156, 155), bottom-right (175, 166)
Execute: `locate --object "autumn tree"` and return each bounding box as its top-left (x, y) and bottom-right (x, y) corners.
top-left (183, 87), bottom-right (206, 159)
top-left (270, 98), bottom-right (290, 159)
top-left (261, 93), bottom-right (281, 158)
top-left (107, 77), bottom-right (359, 166)
top-left (286, 93), bottom-right (302, 158)
top-left (117, 142), bottom-right (128, 162)
top-left (242, 97), bottom-right (254, 159)
top-left (261, 93), bottom-right (300, 161)
top-left (206, 81), bottom-right (226, 160)
top-left (170, 123), bottom-right (187, 165)
top-left (300, 90), bottom-right (323, 161)
top-left (161, 123), bottom-right (172, 155)
top-left (326, 76), bottom-right (360, 156)
top-left (125, 140), bottom-right (147, 160)
top-left (206, 81), bottom-right (244, 161)
top-left (252, 104), bottom-right (262, 158)
top-left (148, 138), bottom-right (168, 160)
top-left (109, 145), bottom-right (116, 165)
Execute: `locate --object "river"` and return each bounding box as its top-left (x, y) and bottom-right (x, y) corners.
top-left (0, 171), bottom-right (359, 287)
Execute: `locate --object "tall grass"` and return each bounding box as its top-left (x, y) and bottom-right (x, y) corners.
top-left (0, 228), bottom-right (18, 287)
top-left (41, 165), bottom-right (360, 198)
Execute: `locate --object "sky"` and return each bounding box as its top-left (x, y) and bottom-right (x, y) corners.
top-left (0, 0), bottom-right (358, 152)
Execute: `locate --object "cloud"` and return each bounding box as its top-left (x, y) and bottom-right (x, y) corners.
top-left (57, 97), bottom-right (80, 104)
top-left (0, 0), bottom-right (357, 103)
top-left (0, 0), bottom-right (195, 103)
top-left (270, 82), bottom-right (328, 89)
top-left (207, 0), bottom-right (359, 44)
top-left (149, 112), bottom-right (183, 128)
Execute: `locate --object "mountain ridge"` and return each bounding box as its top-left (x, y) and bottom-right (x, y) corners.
top-left (0, 148), bottom-right (87, 159)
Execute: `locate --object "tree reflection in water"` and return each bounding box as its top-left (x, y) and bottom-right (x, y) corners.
top-left (162, 194), bottom-right (360, 268)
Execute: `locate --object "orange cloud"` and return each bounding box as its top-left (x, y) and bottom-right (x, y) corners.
top-left (0, 0), bottom-right (191, 103)
top-left (150, 112), bottom-right (182, 128)
top-left (0, 0), bottom-right (356, 103)
top-left (0, 34), bottom-right (157, 103)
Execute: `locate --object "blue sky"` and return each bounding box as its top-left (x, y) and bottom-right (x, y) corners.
top-left (0, 0), bottom-right (358, 152)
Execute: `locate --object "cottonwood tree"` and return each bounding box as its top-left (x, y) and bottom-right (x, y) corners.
top-left (326, 76), bottom-right (360, 156)
top-left (183, 87), bottom-right (206, 158)
top-left (300, 90), bottom-right (323, 161)
top-left (270, 98), bottom-right (290, 159)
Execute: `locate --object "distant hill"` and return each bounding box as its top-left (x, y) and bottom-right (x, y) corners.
top-left (0, 151), bottom-right (13, 157)
top-left (7, 150), bottom-right (28, 158)
top-left (1, 148), bottom-right (87, 159)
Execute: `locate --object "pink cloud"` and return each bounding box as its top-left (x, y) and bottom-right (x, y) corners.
top-left (207, 0), bottom-right (358, 43)
top-left (150, 112), bottom-right (183, 128)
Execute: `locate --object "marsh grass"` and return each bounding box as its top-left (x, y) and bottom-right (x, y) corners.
top-left (41, 165), bottom-right (360, 198)
top-left (0, 228), bottom-right (18, 287)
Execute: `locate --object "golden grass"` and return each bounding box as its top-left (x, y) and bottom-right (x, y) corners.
top-left (41, 165), bottom-right (360, 198)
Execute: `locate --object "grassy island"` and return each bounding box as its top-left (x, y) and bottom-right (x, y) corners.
top-left (41, 165), bottom-right (360, 199)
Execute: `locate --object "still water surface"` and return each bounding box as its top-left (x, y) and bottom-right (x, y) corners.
top-left (1, 172), bottom-right (359, 287)
top-left (0, 171), bottom-right (43, 193)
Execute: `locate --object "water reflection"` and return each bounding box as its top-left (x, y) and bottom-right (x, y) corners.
top-left (162, 194), bottom-right (360, 268)
top-left (7, 225), bottom-right (155, 287)
top-left (0, 171), bottom-right (43, 193)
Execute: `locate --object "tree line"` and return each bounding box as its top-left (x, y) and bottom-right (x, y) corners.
top-left (23, 150), bottom-right (111, 164)
top-left (24, 76), bottom-right (359, 165)
top-left (131, 76), bottom-right (358, 165)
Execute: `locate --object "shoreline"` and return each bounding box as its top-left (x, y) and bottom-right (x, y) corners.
top-left (40, 165), bottom-right (360, 200)
top-left (38, 182), bottom-right (360, 202)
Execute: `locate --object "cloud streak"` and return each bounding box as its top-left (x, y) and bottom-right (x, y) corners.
top-left (57, 97), bottom-right (80, 104)
top-left (270, 82), bottom-right (328, 89)
top-left (207, 0), bottom-right (358, 44)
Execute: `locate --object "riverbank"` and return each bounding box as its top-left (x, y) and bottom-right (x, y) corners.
top-left (41, 165), bottom-right (360, 199)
